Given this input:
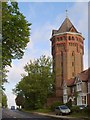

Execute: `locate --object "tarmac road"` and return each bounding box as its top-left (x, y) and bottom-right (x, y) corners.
top-left (2, 108), bottom-right (64, 120)
top-left (2, 108), bottom-right (89, 120)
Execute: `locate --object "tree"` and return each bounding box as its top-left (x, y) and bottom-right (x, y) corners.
top-left (2, 92), bottom-right (7, 108)
top-left (2, 1), bottom-right (31, 89)
top-left (15, 93), bottom-right (25, 109)
top-left (2, 2), bottom-right (31, 67)
top-left (13, 55), bottom-right (54, 109)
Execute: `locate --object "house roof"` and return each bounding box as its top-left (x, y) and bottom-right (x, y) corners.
top-left (52, 17), bottom-right (79, 35)
top-left (65, 68), bottom-right (90, 87)
top-left (66, 78), bottom-right (75, 87)
top-left (77, 68), bottom-right (90, 82)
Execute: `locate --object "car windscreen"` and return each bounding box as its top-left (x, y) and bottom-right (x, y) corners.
top-left (60, 106), bottom-right (68, 109)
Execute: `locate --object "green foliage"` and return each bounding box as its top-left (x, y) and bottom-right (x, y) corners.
top-left (82, 107), bottom-right (90, 116)
top-left (1, 68), bottom-right (8, 90)
top-left (2, 1), bottom-right (31, 89)
top-left (2, 2), bottom-right (31, 67)
top-left (50, 101), bottom-right (63, 111)
top-left (2, 92), bottom-right (7, 108)
top-left (15, 93), bottom-right (25, 108)
top-left (71, 106), bottom-right (80, 113)
top-left (65, 100), bottom-right (72, 109)
top-left (71, 106), bottom-right (90, 117)
top-left (13, 55), bottom-right (54, 110)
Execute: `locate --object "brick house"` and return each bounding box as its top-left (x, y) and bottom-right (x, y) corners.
top-left (63, 68), bottom-right (90, 107)
top-left (87, 68), bottom-right (90, 108)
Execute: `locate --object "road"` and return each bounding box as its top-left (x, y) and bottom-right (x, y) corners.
top-left (2, 108), bottom-right (63, 120)
top-left (2, 108), bottom-right (89, 120)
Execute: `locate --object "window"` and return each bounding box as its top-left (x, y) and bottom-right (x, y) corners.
top-left (63, 95), bottom-right (68, 104)
top-left (76, 37), bottom-right (78, 41)
top-left (72, 52), bottom-right (75, 56)
top-left (61, 51), bottom-right (63, 56)
top-left (72, 87), bottom-right (75, 93)
top-left (57, 38), bottom-right (59, 41)
top-left (60, 37), bottom-right (63, 40)
top-left (72, 72), bottom-right (74, 76)
top-left (68, 36), bottom-right (71, 40)
top-left (72, 36), bottom-right (74, 40)
top-left (77, 83), bottom-right (82, 91)
top-left (82, 96), bottom-right (86, 105)
top-left (77, 95), bottom-right (82, 105)
top-left (72, 62), bottom-right (74, 66)
top-left (64, 88), bottom-right (67, 95)
top-left (63, 36), bottom-right (66, 40)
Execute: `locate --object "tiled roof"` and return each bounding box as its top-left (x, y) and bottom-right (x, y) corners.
top-left (65, 68), bottom-right (90, 87)
top-left (52, 17), bottom-right (79, 35)
top-left (77, 68), bottom-right (90, 82)
top-left (66, 78), bottom-right (75, 87)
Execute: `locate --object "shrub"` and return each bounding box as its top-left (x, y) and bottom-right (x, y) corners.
top-left (71, 106), bottom-right (80, 113)
top-left (50, 101), bottom-right (62, 111)
top-left (65, 100), bottom-right (72, 109)
top-left (83, 107), bottom-right (90, 116)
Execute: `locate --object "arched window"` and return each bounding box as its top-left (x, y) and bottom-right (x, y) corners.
top-left (57, 37), bottom-right (59, 41)
top-left (72, 51), bottom-right (75, 56)
top-left (76, 37), bottom-right (78, 41)
top-left (72, 36), bottom-right (74, 40)
top-left (61, 51), bottom-right (63, 56)
top-left (63, 36), bottom-right (66, 40)
top-left (60, 37), bottom-right (63, 40)
top-left (68, 36), bottom-right (71, 40)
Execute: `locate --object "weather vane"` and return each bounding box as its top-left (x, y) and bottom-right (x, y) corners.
top-left (66, 9), bottom-right (68, 18)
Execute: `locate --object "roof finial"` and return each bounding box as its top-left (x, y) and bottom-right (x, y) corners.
top-left (66, 9), bottom-right (68, 18)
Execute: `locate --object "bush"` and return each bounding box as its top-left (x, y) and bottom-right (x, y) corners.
top-left (50, 101), bottom-right (62, 111)
top-left (71, 106), bottom-right (80, 113)
top-left (65, 100), bottom-right (72, 109)
top-left (83, 107), bottom-right (90, 116)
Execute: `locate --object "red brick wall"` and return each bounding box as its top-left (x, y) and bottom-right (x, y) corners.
top-left (51, 33), bottom-right (84, 99)
top-left (46, 97), bottom-right (62, 107)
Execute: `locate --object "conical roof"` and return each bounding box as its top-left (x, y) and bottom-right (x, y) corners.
top-left (52, 17), bottom-right (79, 35)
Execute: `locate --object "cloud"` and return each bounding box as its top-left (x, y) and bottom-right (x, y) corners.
top-left (4, 91), bottom-right (16, 108)
top-left (6, 22), bottom-right (53, 85)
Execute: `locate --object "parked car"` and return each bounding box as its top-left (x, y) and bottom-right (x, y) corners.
top-left (11, 106), bottom-right (15, 110)
top-left (55, 105), bottom-right (71, 115)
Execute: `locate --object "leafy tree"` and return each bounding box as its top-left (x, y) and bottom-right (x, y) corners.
top-left (2, 2), bottom-right (31, 67)
top-left (2, 69), bottom-right (8, 90)
top-left (2, 92), bottom-right (7, 108)
top-left (1, 1), bottom-right (31, 89)
top-left (15, 93), bottom-right (25, 109)
top-left (13, 55), bottom-right (54, 110)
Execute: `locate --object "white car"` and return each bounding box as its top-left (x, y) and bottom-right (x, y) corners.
top-left (55, 105), bottom-right (71, 115)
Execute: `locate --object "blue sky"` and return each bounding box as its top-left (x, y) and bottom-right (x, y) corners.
top-left (4, 2), bottom-right (88, 108)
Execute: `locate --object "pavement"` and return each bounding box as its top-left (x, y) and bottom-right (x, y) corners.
top-left (32, 112), bottom-right (90, 120)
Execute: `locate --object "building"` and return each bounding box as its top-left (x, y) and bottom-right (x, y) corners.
top-left (87, 68), bottom-right (90, 108)
top-left (63, 68), bottom-right (90, 107)
top-left (50, 16), bottom-right (84, 101)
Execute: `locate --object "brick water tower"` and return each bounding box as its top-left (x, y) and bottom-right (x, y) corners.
top-left (50, 16), bottom-right (84, 100)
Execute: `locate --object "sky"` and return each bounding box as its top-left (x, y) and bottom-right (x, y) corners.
top-left (4, 2), bottom-right (88, 108)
